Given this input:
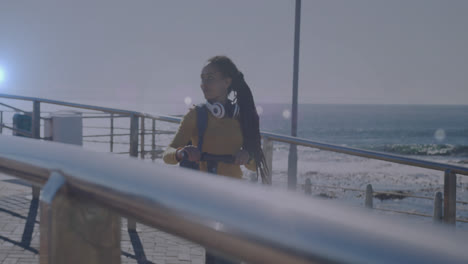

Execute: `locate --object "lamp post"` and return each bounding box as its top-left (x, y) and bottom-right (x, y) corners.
top-left (288, 0), bottom-right (301, 190)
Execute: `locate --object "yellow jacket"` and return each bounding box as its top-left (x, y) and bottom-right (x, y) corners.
top-left (162, 107), bottom-right (257, 179)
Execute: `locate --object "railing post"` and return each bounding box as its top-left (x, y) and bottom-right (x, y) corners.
top-left (152, 119), bottom-right (156, 162)
top-left (443, 170), bottom-right (457, 225)
top-left (32, 101), bottom-right (41, 199)
top-left (433, 191), bottom-right (443, 223)
top-left (129, 114), bottom-right (139, 157)
top-left (140, 117), bottom-right (145, 159)
top-left (304, 178), bottom-right (312, 195)
top-left (288, 144), bottom-right (298, 190)
top-left (262, 137), bottom-right (273, 185)
top-left (40, 172), bottom-right (120, 264)
top-left (110, 113), bottom-right (114, 152)
top-left (0, 110), bottom-right (3, 134)
top-left (32, 101), bottom-right (40, 139)
top-left (128, 114), bottom-right (139, 231)
top-left (365, 184), bottom-right (373, 209)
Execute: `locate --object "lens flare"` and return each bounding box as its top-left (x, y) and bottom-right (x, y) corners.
top-left (256, 106), bottom-right (263, 115)
top-left (184, 96), bottom-right (192, 106)
top-left (282, 109), bottom-right (291, 119)
top-left (0, 66), bottom-right (6, 84)
top-left (434, 129), bottom-right (446, 142)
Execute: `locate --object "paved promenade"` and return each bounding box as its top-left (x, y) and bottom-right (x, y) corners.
top-left (0, 173), bottom-right (206, 264)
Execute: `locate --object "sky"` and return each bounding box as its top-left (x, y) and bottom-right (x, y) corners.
top-left (0, 0), bottom-right (467, 106)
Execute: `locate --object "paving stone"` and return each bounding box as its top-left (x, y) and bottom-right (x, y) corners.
top-left (0, 176), bottom-right (205, 264)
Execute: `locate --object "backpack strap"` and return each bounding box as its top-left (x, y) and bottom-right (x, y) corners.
top-left (179, 105), bottom-right (207, 170)
top-left (196, 105), bottom-right (208, 151)
top-left (196, 105), bottom-right (218, 174)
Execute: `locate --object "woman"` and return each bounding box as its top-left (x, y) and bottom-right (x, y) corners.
top-left (163, 56), bottom-right (270, 263)
top-left (163, 55), bottom-right (269, 183)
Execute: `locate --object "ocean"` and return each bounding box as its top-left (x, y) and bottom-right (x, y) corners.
top-left (258, 104), bottom-right (468, 159)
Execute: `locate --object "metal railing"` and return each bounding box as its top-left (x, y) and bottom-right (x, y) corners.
top-left (300, 181), bottom-right (468, 223)
top-left (1, 93), bottom-right (467, 225)
top-left (1, 135), bottom-right (468, 263)
top-left (260, 132), bottom-right (468, 224)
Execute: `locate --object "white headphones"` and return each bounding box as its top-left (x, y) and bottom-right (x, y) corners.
top-left (205, 101), bottom-right (240, 119)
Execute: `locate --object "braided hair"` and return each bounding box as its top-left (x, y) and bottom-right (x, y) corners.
top-left (206, 55), bottom-right (270, 184)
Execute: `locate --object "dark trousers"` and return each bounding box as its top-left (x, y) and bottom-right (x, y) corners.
top-left (205, 251), bottom-right (240, 264)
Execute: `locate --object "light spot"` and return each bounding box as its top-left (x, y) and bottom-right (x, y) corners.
top-left (434, 129), bottom-right (446, 142)
top-left (282, 109), bottom-right (291, 119)
top-left (0, 66), bottom-right (5, 84)
top-left (256, 105), bottom-right (263, 115)
top-left (184, 96), bottom-right (192, 106)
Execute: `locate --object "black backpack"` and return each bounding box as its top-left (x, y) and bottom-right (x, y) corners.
top-left (179, 105), bottom-right (208, 170)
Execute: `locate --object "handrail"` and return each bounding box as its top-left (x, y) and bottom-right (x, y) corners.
top-left (0, 93), bottom-right (187, 122)
top-left (0, 93), bottom-right (139, 116)
top-left (1, 93), bottom-right (467, 176)
top-left (0, 123), bottom-right (33, 137)
top-left (260, 132), bottom-right (468, 176)
top-left (0, 102), bottom-right (31, 114)
top-left (0, 134), bottom-right (467, 263)
top-left (140, 114), bottom-right (468, 177)
top-left (143, 112), bottom-right (183, 123)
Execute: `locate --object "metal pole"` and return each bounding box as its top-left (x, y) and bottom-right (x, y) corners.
top-left (365, 184), bottom-right (374, 209)
top-left (152, 119), bottom-right (156, 161)
top-left (288, 0), bottom-right (301, 190)
top-left (110, 113), bottom-right (114, 152)
top-left (128, 114), bottom-right (139, 231)
top-left (32, 101), bottom-right (41, 198)
top-left (433, 191), bottom-right (443, 223)
top-left (262, 137), bottom-right (273, 185)
top-left (129, 115), bottom-right (139, 158)
top-left (140, 117), bottom-right (145, 159)
top-left (32, 101), bottom-right (40, 139)
top-left (0, 111), bottom-right (3, 134)
top-left (304, 178), bottom-right (312, 195)
top-left (443, 170), bottom-right (457, 225)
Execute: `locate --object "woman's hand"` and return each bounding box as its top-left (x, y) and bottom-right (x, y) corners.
top-left (176, 146), bottom-right (201, 162)
top-left (234, 149), bottom-right (250, 165)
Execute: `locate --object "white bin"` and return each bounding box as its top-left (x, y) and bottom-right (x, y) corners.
top-left (44, 111), bottom-right (83, 146)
